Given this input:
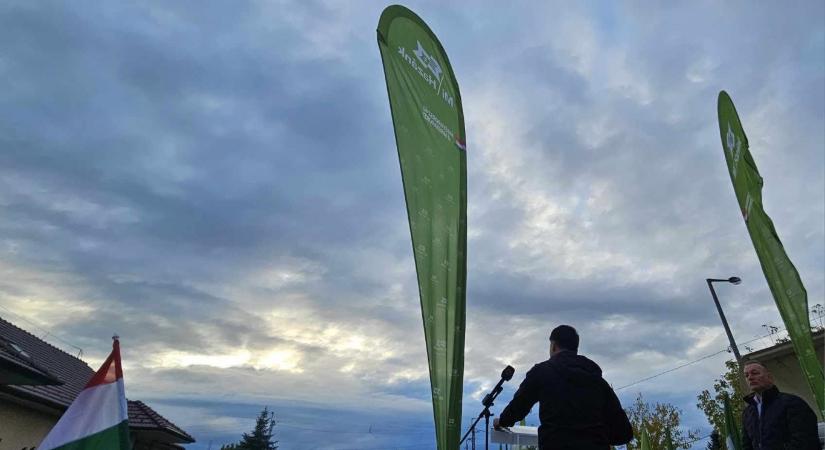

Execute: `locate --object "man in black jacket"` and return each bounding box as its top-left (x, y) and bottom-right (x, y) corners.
top-left (493, 325), bottom-right (633, 450)
top-left (741, 360), bottom-right (820, 450)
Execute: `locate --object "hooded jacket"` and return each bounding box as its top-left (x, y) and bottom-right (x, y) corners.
top-left (498, 351), bottom-right (633, 450)
top-left (741, 385), bottom-right (820, 450)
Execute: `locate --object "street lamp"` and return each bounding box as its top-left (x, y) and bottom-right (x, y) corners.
top-left (707, 277), bottom-right (743, 363)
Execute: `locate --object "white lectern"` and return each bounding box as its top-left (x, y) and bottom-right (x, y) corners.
top-left (489, 425), bottom-right (539, 446)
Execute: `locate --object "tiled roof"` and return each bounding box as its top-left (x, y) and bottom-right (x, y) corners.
top-left (0, 316), bottom-right (194, 443)
top-left (0, 333), bottom-right (62, 385)
top-left (0, 316), bottom-right (92, 407)
top-left (129, 400), bottom-right (196, 443)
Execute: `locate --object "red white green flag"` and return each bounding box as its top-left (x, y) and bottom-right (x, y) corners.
top-left (38, 338), bottom-right (130, 450)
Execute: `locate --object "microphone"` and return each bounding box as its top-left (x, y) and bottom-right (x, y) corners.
top-left (501, 365), bottom-right (515, 381)
top-left (482, 365), bottom-right (515, 407)
top-left (460, 365), bottom-right (517, 448)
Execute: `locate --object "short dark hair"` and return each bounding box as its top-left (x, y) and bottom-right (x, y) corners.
top-left (743, 359), bottom-right (767, 371)
top-left (550, 325), bottom-right (579, 352)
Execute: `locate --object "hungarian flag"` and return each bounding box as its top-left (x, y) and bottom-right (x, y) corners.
top-left (39, 338), bottom-right (130, 450)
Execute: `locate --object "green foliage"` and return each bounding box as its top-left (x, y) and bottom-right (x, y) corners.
top-left (696, 360), bottom-right (745, 450)
top-left (221, 407), bottom-right (278, 450)
top-left (625, 393), bottom-right (700, 450)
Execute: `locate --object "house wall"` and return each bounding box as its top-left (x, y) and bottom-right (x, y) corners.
top-left (761, 335), bottom-right (825, 421)
top-left (0, 398), bottom-right (187, 450)
top-left (0, 398), bottom-right (58, 450)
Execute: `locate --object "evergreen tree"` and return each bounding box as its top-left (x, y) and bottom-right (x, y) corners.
top-left (221, 407), bottom-right (278, 450)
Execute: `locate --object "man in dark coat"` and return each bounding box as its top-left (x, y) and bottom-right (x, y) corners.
top-left (741, 360), bottom-right (820, 450)
top-left (493, 325), bottom-right (633, 450)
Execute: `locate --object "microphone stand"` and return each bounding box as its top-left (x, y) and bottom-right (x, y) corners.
top-left (459, 365), bottom-right (514, 450)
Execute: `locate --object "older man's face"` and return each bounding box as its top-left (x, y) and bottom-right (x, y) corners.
top-left (743, 363), bottom-right (774, 393)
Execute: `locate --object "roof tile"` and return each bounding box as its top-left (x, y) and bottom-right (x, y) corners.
top-left (128, 400), bottom-right (195, 443)
top-left (0, 316), bottom-right (194, 443)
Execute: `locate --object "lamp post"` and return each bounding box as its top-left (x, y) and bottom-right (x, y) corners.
top-left (706, 277), bottom-right (743, 363)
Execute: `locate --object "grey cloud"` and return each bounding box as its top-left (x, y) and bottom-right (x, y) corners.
top-left (0, 1), bottom-right (822, 448)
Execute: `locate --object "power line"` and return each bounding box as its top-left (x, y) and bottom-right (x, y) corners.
top-left (615, 348), bottom-right (729, 391)
top-left (0, 303), bottom-right (84, 359)
top-left (681, 431), bottom-right (713, 446)
top-left (412, 328), bottom-right (805, 446)
top-left (613, 325), bottom-right (807, 392)
top-left (285, 322), bottom-right (819, 445)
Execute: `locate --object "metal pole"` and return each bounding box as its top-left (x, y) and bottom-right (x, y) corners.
top-left (484, 412), bottom-right (489, 450)
top-left (706, 279), bottom-right (743, 363)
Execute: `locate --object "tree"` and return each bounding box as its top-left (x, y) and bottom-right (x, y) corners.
top-left (696, 360), bottom-right (745, 450)
top-left (625, 393), bottom-right (700, 450)
top-left (221, 407), bottom-right (278, 450)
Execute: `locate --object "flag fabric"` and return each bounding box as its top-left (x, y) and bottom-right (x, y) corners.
top-left (717, 91), bottom-right (824, 417)
top-left (377, 5), bottom-right (467, 449)
top-left (639, 424), bottom-right (652, 450)
top-left (723, 393), bottom-right (742, 450)
top-left (38, 338), bottom-right (130, 450)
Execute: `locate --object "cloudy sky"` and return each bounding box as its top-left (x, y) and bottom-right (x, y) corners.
top-left (1, 0), bottom-right (823, 448)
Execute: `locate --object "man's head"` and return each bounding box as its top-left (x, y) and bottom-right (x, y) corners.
top-left (549, 325), bottom-right (579, 356)
top-left (743, 360), bottom-right (774, 394)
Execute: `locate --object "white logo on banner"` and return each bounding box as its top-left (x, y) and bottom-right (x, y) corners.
top-left (726, 122), bottom-right (743, 179)
top-left (397, 43), bottom-right (455, 109)
top-left (413, 41), bottom-right (443, 80)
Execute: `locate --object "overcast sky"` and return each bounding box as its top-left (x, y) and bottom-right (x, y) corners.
top-left (1, 1), bottom-right (823, 449)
